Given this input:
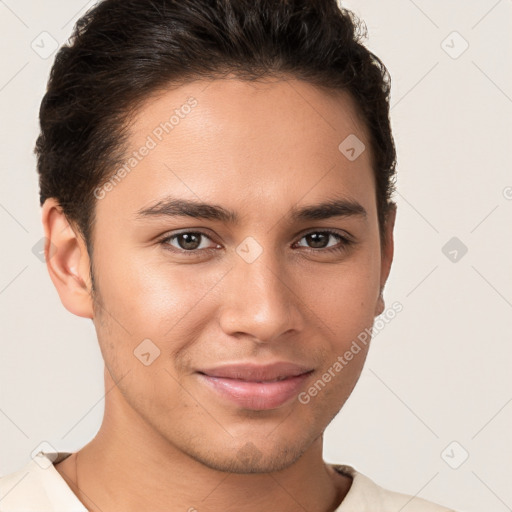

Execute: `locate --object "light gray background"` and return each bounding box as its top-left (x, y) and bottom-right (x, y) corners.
top-left (1, 1), bottom-right (511, 511)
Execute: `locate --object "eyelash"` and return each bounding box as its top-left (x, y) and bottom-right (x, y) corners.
top-left (158, 229), bottom-right (354, 257)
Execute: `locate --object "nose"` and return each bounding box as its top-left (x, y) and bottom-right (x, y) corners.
top-left (217, 242), bottom-right (304, 344)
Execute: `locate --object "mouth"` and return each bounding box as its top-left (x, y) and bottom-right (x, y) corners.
top-left (196, 362), bottom-right (314, 411)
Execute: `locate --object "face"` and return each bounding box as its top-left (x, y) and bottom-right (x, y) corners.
top-left (55, 76), bottom-right (393, 473)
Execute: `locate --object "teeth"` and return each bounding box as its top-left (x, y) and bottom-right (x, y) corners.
top-left (257, 376), bottom-right (288, 383)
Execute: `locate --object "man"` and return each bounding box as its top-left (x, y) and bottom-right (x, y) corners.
top-left (0, 0), bottom-right (457, 510)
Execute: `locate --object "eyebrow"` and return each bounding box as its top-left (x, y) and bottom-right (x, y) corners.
top-left (134, 196), bottom-right (367, 224)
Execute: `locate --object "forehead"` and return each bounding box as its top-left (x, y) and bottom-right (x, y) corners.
top-left (97, 76), bottom-right (376, 222)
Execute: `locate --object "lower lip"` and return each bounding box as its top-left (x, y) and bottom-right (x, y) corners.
top-left (198, 372), bottom-right (312, 410)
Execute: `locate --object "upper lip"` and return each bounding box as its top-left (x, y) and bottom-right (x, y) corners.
top-left (197, 362), bottom-right (313, 382)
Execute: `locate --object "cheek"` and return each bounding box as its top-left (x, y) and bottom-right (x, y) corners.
top-left (94, 238), bottom-right (224, 337)
top-left (92, 244), bottom-right (232, 389)
top-left (308, 253), bottom-right (381, 339)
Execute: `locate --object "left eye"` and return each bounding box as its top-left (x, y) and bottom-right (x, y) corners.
top-left (295, 230), bottom-right (347, 250)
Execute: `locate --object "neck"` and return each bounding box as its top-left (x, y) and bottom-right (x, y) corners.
top-left (56, 371), bottom-right (352, 512)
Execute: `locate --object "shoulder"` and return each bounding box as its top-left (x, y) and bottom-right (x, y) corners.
top-left (0, 455), bottom-right (48, 511)
top-left (332, 464), bottom-right (457, 512)
top-left (0, 451), bottom-right (83, 512)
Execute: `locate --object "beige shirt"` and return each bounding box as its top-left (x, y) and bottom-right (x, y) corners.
top-left (0, 451), bottom-right (456, 511)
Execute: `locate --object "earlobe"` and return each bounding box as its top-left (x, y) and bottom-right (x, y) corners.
top-left (375, 204), bottom-right (396, 317)
top-left (375, 287), bottom-right (385, 316)
top-left (41, 198), bottom-right (94, 319)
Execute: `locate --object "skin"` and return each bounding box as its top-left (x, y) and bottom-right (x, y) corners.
top-left (43, 75), bottom-right (395, 512)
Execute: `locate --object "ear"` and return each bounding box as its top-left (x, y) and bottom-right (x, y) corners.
top-left (41, 198), bottom-right (94, 319)
top-left (375, 204), bottom-right (396, 316)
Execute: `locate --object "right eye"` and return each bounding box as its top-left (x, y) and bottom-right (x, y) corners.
top-left (159, 231), bottom-right (221, 254)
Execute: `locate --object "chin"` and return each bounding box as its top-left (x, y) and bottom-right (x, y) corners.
top-left (186, 437), bottom-right (311, 474)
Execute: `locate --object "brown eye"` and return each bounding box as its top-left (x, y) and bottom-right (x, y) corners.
top-left (160, 231), bottom-right (219, 253)
top-left (295, 230), bottom-right (351, 252)
top-left (174, 232), bottom-right (202, 250)
top-left (304, 232), bottom-right (330, 249)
